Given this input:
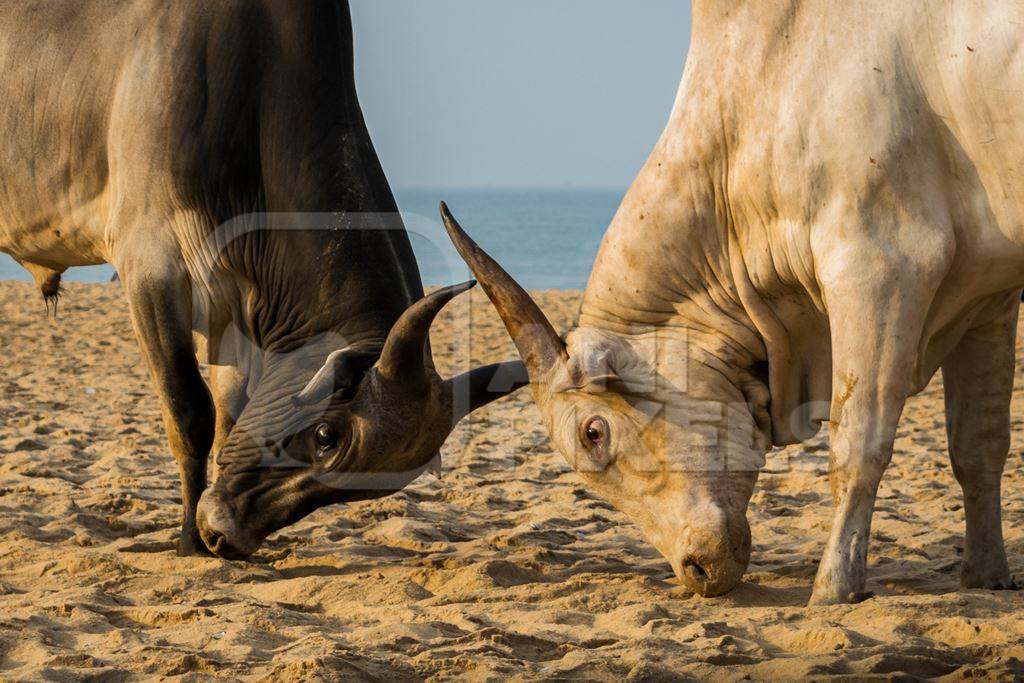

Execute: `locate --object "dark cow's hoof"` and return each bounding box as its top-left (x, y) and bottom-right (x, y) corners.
top-left (177, 534), bottom-right (214, 557)
top-left (963, 576), bottom-right (1019, 591)
top-left (961, 562), bottom-right (1017, 591)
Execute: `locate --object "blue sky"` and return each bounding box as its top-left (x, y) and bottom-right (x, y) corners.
top-left (350, 0), bottom-right (692, 189)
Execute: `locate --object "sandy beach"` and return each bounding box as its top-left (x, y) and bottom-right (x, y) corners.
top-left (1, 280), bottom-right (1022, 681)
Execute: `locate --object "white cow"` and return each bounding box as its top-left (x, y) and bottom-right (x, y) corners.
top-left (442, 0), bottom-right (1024, 604)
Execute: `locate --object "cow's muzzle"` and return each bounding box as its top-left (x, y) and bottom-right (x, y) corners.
top-left (196, 490), bottom-right (262, 560)
top-left (673, 550), bottom-right (748, 597)
top-left (671, 515), bottom-right (751, 597)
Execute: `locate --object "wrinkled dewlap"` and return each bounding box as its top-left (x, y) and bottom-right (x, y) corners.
top-left (1, 281), bottom-right (1023, 681)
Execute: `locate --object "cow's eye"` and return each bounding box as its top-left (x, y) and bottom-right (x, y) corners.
top-left (583, 417), bottom-right (609, 448)
top-left (578, 416), bottom-right (613, 471)
top-left (314, 423), bottom-right (338, 449)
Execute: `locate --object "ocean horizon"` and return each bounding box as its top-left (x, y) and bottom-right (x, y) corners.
top-left (0, 187), bottom-right (623, 291)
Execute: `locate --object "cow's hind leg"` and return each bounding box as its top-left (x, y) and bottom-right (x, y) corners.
top-left (942, 291), bottom-right (1019, 590)
top-left (118, 240), bottom-right (215, 556)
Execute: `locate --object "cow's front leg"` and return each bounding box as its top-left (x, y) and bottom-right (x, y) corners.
top-left (809, 241), bottom-right (946, 605)
top-left (120, 246), bottom-right (215, 556)
top-left (942, 291), bottom-right (1019, 590)
top-left (809, 367), bottom-right (907, 605)
top-left (209, 364), bottom-right (248, 481)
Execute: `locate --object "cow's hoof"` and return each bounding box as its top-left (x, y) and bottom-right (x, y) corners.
top-left (177, 536), bottom-right (214, 557)
top-left (961, 571), bottom-right (1018, 591)
top-left (808, 586), bottom-right (871, 606)
top-left (961, 556), bottom-right (1016, 591)
top-left (807, 592), bottom-right (842, 607)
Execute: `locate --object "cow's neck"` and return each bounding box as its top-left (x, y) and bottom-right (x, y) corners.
top-left (211, 0), bottom-right (425, 358)
top-left (208, 213), bottom-right (424, 357)
top-left (577, 74), bottom-right (768, 398)
top-left (579, 163), bottom-right (764, 376)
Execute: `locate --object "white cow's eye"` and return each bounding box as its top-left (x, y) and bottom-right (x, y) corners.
top-left (578, 417), bottom-right (614, 470)
top-left (584, 418), bottom-right (608, 446)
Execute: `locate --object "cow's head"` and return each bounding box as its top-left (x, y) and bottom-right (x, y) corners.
top-left (196, 281), bottom-right (525, 559)
top-left (441, 204), bottom-right (769, 596)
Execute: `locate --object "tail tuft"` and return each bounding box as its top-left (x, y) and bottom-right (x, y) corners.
top-left (40, 272), bottom-right (63, 318)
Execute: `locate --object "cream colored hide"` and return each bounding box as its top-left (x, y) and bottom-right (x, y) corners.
top-left (445, 0), bottom-right (1024, 604)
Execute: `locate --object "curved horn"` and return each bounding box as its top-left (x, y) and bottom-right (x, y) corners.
top-left (444, 360), bottom-right (530, 425)
top-left (440, 202), bottom-right (567, 378)
top-left (377, 280), bottom-right (477, 381)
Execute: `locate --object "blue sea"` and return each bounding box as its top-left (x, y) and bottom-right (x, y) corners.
top-left (0, 188), bottom-right (623, 290)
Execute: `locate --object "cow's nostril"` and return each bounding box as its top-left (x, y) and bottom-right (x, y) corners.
top-left (206, 531), bottom-right (226, 554)
top-left (682, 557), bottom-right (709, 582)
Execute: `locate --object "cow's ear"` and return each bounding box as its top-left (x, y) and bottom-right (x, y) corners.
top-left (293, 343), bottom-right (382, 407)
top-left (550, 328), bottom-right (633, 393)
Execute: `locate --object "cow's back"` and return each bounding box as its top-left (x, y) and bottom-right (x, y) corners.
top-left (912, 1), bottom-right (1024, 250)
top-left (715, 0), bottom-right (1024, 386)
top-left (0, 0), bottom-right (264, 270)
top-left (675, 1), bottom-right (1024, 301)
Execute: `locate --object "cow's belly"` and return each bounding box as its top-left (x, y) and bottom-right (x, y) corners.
top-left (0, 1), bottom-right (141, 271)
top-left (0, 189), bottom-right (112, 270)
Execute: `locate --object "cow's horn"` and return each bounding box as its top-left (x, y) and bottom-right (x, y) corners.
top-left (444, 360), bottom-right (530, 424)
top-left (377, 280), bottom-right (476, 381)
top-left (440, 202), bottom-right (567, 378)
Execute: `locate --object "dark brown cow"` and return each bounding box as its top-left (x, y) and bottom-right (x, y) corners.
top-left (0, 0), bottom-right (524, 558)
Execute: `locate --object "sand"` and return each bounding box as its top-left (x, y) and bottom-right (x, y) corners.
top-left (1, 280), bottom-right (1022, 681)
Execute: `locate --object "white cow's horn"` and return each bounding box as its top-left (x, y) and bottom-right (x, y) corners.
top-left (440, 202), bottom-right (568, 379)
